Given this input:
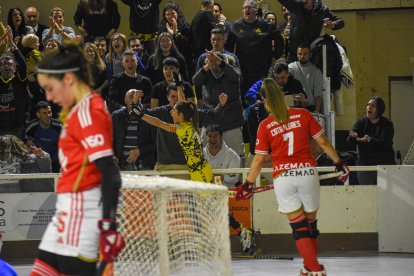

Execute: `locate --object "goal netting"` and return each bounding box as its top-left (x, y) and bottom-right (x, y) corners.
top-left (114, 175), bottom-right (232, 276)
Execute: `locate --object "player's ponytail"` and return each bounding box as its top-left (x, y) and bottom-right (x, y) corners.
top-left (175, 101), bottom-right (199, 132)
top-left (261, 78), bottom-right (289, 123)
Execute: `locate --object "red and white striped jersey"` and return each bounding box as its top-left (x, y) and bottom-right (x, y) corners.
top-left (57, 93), bottom-right (113, 193)
top-left (255, 108), bottom-right (323, 178)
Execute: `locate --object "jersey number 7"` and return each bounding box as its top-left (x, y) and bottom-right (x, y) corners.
top-left (283, 131), bottom-right (294, 156)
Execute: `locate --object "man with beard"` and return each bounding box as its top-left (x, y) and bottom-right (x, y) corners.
top-left (108, 50), bottom-right (152, 112)
top-left (288, 43), bottom-right (323, 113)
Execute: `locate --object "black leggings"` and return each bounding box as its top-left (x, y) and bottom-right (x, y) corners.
top-left (36, 250), bottom-right (97, 275)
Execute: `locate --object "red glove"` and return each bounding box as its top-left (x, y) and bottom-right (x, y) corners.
top-left (334, 160), bottom-right (350, 183)
top-left (98, 219), bottom-right (126, 263)
top-left (235, 180), bottom-right (254, 200)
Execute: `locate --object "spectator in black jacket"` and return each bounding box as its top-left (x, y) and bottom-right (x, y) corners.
top-left (347, 96), bottom-right (396, 184)
top-left (108, 50), bottom-right (153, 112)
top-left (25, 7), bottom-right (47, 51)
top-left (0, 27), bottom-right (30, 139)
top-left (191, 0), bottom-right (226, 60)
top-left (277, 0), bottom-right (344, 63)
top-left (112, 89), bottom-right (156, 170)
top-left (74, 0), bottom-right (120, 43)
top-left (159, 2), bottom-right (193, 78)
top-left (120, 0), bottom-right (162, 56)
top-left (227, 0), bottom-right (284, 103)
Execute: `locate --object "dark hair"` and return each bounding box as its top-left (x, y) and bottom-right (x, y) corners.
top-left (7, 8), bottom-right (27, 38)
top-left (160, 2), bottom-right (188, 33)
top-left (94, 36), bottom-right (106, 43)
top-left (152, 32), bottom-right (183, 70)
top-left (264, 11), bottom-right (277, 24)
top-left (128, 36), bottom-right (141, 44)
top-left (167, 83), bottom-right (178, 95)
top-left (162, 57), bottom-right (179, 68)
top-left (297, 42), bottom-right (311, 51)
top-left (270, 62), bottom-right (289, 76)
top-left (38, 42), bottom-right (93, 87)
top-left (175, 101), bottom-right (199, 131)
top-left (34, 101), bottom-right (51, 113)
top-left (211, 27), bottom-right (225, 36)
top-left (201, 0), bottom-right (214, 7)
top-left (122, 49), bottom-right (136, 58)
top-left (371, 96), bottom-right (386, 117)
top-left (206, 124), bottom-right (223, 136)
top-left (214, 2), bottom-right (223, 12)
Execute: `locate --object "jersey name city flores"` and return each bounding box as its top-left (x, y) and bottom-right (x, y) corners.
top-left (255, 108), bottom-right (323, 178)
top-left (57, 93), bottom-right (114, 193)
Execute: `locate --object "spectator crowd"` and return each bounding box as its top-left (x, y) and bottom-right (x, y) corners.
top-left (0, 0), bottom-right (396, 189)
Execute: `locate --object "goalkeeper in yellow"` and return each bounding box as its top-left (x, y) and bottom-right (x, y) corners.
top-left (131, 74), bottom-right (218, 183)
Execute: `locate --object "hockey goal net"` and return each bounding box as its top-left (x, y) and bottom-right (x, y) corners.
top-left (114, 174), bottom-right (232, 276)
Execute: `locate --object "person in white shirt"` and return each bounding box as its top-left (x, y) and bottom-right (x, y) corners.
top-left (203, 124), bottom-right (240, 187)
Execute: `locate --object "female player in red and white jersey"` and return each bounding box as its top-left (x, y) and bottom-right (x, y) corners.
top-left (237, 78), bottom-right (349, 276)
top-left (30, 43), bottom-right (124, 276)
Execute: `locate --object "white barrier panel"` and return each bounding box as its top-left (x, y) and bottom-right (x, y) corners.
top-left (0, 193), bottom-right (56, 241)
top-left (378, 165), bottom-right (414, 253)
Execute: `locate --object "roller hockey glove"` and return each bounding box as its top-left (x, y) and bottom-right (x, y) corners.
top-left (235, 180), bottom-right (254, 200)
top-left (173, 71), bottom-right (183, 86)
top-left (130, 104), bottom-right (144, 119)
top-left (334, 160), bottom-right (350, 183)
top-left (98, 219), bottom-right (126, 263)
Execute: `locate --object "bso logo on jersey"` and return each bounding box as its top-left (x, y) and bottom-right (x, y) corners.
top-left (81, 134), bottom-right (105, 148)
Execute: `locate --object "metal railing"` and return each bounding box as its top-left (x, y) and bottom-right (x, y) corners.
top-left (0, 166), bottom-right (379, 191)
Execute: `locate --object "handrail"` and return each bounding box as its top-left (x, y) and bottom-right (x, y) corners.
top-left (0, 166), bottom-right (379, 189)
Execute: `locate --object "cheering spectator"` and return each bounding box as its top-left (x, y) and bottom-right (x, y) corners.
top-left (105, 32), bottom-right (128, 80)
top-left (0, 26), bottom-right (30, 139)
top-left (146, 32), bottom-right (188, 84)
top-left (43, 38), bottom-right (61, 54)
top-left (112, 89), bottom-right (156, 171)
top-left (108, 50), bottom-right (153, 112)
top-left (151, 57), bottom-right (195, 108)
top-left (212, 2), bottom-right (232, 37)
top-left (74, 0), bottom-right (120, 43)
top-left (159, 2), bottom-right (192, 77)
top-left (94, 36), bottom-right (108, 60)
top-left (7, 7), bottom-right (31, 45)
top-left (83, 42), bottom-right (108, 97)
top-left (128, 36), bottom-right (146, 65)
top-left (227, 0), bottom-right (284, 103)
top-left (42, 7), bottom-right (75, 46)
top-left (25, 6), bottom-right (47, 51)
top-left (347, 96), bottom-right (396, 184)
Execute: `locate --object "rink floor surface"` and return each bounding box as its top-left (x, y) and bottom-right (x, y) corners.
top-left (11, 253), bottom-right (414, 276)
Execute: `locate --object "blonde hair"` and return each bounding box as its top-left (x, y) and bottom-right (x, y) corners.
top-left (0, 135), bottom-right (29, 161)
top-left (83, 42), bottom-right (106, 71)
top-left (21, 34), bottom-right (39, 48)
top-left (262, 78), bottom-right (290, 123)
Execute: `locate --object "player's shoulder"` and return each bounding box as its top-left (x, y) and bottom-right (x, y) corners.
top-left (289, 108), bottom-right (312, 118)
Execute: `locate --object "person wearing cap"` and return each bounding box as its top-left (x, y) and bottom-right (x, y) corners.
top-left (107, 49), bottom-right (153, 112)
top-left (151, 57), bottom-right (195, 108)
top-left (347, 96), bottom-right (396, 184)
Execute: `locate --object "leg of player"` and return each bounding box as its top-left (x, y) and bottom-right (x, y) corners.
top-left (287, 209), bottom-right (324, 274)
top-left (305, 212), bottom-right (320, 256)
